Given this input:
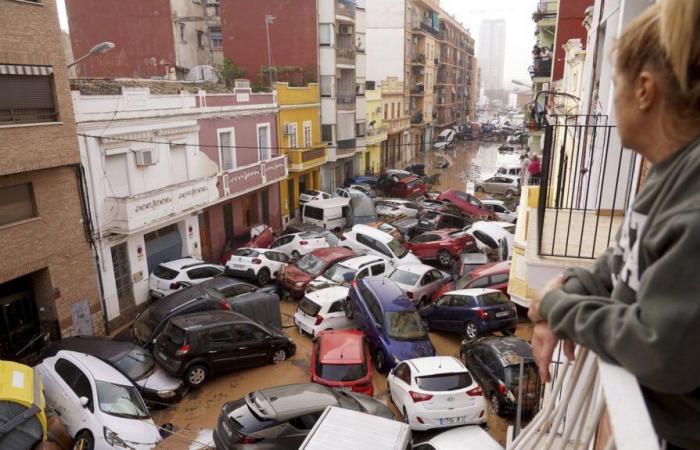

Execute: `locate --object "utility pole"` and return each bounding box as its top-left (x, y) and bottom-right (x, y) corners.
top-left (265, 15), bottom-right (275, 89)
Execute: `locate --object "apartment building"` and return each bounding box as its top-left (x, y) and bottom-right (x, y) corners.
top-left (66, 0), bottom-right (223, 79)
top-left (363, 83), bottom-right (388, 174)
top-left (0, 0), bottom-right (102, 359)
top-left (380, 77), bottom-right (411, 169)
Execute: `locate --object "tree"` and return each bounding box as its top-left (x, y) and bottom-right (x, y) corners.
top-left (216, 58), bottom-right (246, 88)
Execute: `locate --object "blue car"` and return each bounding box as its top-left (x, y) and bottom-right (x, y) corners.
top-left (346, 277), bottom-right (436, 373)
top-left (420, 288), bottom-right (518, 339)
top-left (344, 175), bottom-right (378, 188)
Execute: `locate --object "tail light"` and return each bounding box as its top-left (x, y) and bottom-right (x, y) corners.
top-left (409, 391), bottom-right (433, 403)
top-left (406, 291), bottom-right (414, 299)
top-left (240, 435), bottom-right (262, 444)
top-left (170, 282), bottom-right (182, 290)
top-left (176, 344), bottom-right (190, 356)
top-left (252, 258), bottom-right (262, 265)
top-left (479, 410), bottom-right (485, 418)
top-left (314, 315), bottom-right (324, 326)
top-left (219, 299), bottom-right (231, 310)
top-left (299, 240), bottom-right (309, 245)
top-left (498, 382), bottom-right (507, 395)
top-left (476, 308), bottom-right (489, 320)
top-left (467, 386), bottom-right (483, 396)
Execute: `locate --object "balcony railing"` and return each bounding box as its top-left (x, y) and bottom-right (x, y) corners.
top-left (531, 58), bottom-right (552, 78)
top-left (413, 18), bottom-right (439, 37)
top-left (0, 108), bottom-right (58, 125)
top-left (288, 144), bottom-right (327, 171)
top-left (336, 0), bottom-right (356, 18)
top-left (537, 115), bottom-right (640, 259)
top-left (411, 112), bottom-right (424, 124)
top-left (411, 54), bottom-right (427, 64)
top-left (533, 1), bottom-right (558, 21)
top-left (410, 84), bottom-right (425, 95)
top-left (337, 95), bottom-right (356, 110)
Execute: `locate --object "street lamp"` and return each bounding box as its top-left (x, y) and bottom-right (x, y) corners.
top-left (511, 79), bottom-right (531, 88)
top-left (67, 42), bottom-right (115, 69)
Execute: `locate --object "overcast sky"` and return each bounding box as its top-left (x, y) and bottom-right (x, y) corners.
top-left (57, 0), bottom-right (537, 88)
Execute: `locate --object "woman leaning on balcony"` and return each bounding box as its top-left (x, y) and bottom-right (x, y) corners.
top-left (528, 1), bottom-right (700, 449)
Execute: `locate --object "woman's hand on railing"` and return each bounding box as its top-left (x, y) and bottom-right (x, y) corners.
top-left (528, 274), bottom-right (564, 322)
top-left (531, 323), bottom-right (576, 382)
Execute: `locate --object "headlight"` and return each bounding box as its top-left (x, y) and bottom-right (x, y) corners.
top-left (157, 389), bottom-right (176, 398)
top-left (295, 281), bottom-right (304, 287)
top-left (104, 427), bottom-right (129, 448)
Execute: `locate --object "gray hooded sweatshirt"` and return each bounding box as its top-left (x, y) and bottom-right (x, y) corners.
top-left (540, 135), bottom-right (700, 448)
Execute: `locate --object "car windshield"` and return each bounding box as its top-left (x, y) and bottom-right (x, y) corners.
top-left (436, 135), bottom-right (446, 142)
top-left (478, 292), bottom-right (510, 306)
top-left (133, 309), bottom-right (159, 346)
top-left (505, 364), bottom-right (540, 389)
top-left (323, 262), bottom-right (357, 284)
top-left (96, 381), bottom-right (149, 419)
top-left (299, 297), bottom-right (322, 317)
top-left (385, 311), bottom-right (428, 341)
top-left (388, 269), bottom-right (420, 286)
top-left (114, 348), bottom-right (155, 380)
top-left (297, 255), bottom-right (327, 276)
top-left (416, 372), bottom-right (473, 391)
top-left (316, 361), bottom-right (367, 382)
top-left (387, 238), bottom-right (408, 258)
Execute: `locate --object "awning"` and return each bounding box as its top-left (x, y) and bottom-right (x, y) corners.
top-left (0, 64), bottom-right (53, 76)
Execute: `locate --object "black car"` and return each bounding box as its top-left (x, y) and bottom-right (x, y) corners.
top-left (413, 211), bottom-right (471, 236)
top-left (460, 336), bottom-right (542, 417)
top-left (43, 336), bottom-right (187, 407)
top-left (154, 311), bottom-right (296, 387)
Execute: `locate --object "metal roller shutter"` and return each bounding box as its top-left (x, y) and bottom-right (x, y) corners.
top-left (144, 224), bottom-right (183, 273)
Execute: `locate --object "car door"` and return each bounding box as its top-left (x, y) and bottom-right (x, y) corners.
top-left (271, 235), bottom-right (295, 255)
top-left (327, 299), bottom-right (350, 328)
top-left (201, 325), bottom-right (240, 372)
top-left (469, 345), bottom-right (492, 390)
top-left (186, 265), bottom-right (223, 284)
top-left (264, 250), bottom-right (289, 276)
top-left (447, 295), bottom-right (472, 332)
top-left (409, 234), bottom-right (437, 258)
top-left (54, 358), bottom-right (96, 433)
top-left (428, 296), bottom-right (451, 330)
top-left (425, 269), bottom-right (445, 297)
top-left (370, 261), bottom-right (388, 277)
top-left (490, 273), bottom-right (509, 295)
top-left (232, 324), bottom-right (272, 367)
top-left (417, 271), bottom-right (434, 300)
top-left (388, 362), bottom-right (411, 411)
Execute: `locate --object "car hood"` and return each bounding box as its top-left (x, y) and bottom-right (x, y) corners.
top-left (398, 252), bottom-right (421, 265)
top-left (282, 265), bottom-right (314, 283)
top-left (345, 392), bottom-right (395, 419)
top-left (102, 415), bottom-right (162, 447)
top-left (136, 365), bottom-right (184, 393)
top-left (387, 338), bottom-right (436, 363)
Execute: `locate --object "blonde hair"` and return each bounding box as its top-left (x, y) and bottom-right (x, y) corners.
top-left (615, 0), bottom-right (700, 132)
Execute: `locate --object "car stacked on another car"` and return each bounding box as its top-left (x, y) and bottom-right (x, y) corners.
top-left (386, 264), bottom-right (450, 308)
top-left (437, 190), bottom-right (495, 220)
top-left (346, 277), bottom-right (436, 372)
top-left (412, 211), bottom-right (471, 238)
top-left (277, 247), bottom-right (356, 299)
top-left (482, 199), bottom-right (517, 223)
top-left (375, 199), bottom-right (421, 219)
top-left (294, 286), bottom-right (354, 337)
top-left (270, 230), bottom-right (340, 259)
top-left (342, 224), bottom-right (421, 266)
top-left (431, 260), bottom-right (511, 302)
top-left (149, 257), bottom-right (224, 299)
top-left (387, 356), bottom-right (486, 431)
top-left (306, 255), bottom-right (391, 292)
top-left (300, 189), bottom-right (332, 204)
top-left (311, 329), bottom-right (374, 396)
top-left (406, 229), bottom-right (478, 267)
top-left (154, 311), bottom-right (296, 387)
top-left (224, 248), bottom-right (290, 285)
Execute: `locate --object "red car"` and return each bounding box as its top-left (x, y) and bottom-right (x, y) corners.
top-left (389, 176), bottom-right (427, 198)
top-left (310, 329), bottom-right (374, 396)
top-left (219, 224), bottom-right (276, 264)
top-left (437, 189), bottom-right (496, 219)
top-left (406, 228), bottom-right (478, 267)
top-left (277, 247), bottom-right (356, 298)
top-left (431, 260), bottom-right (511, 302)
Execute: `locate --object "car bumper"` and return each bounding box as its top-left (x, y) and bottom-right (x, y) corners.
top-left (294, 314), bottom-right (317, 336)
top-left (480, 317), bottom-right (518, 333)
top-left (278, 278), bottom-right (305, 298)
top-left (213, 425), bottom-right (236, 450)
top-left (224, 266), bottom-right (256, 280)
top-left (408, 403), bottom-right (487, 431)
top-left (149, 289), bottom-right (165, 299)
top-left (142, 382), bottom-right (189, 406)
top-left (154, 352), bottom-right (186, 377)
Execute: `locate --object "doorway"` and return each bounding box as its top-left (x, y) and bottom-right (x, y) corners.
top-left (199, 212), bottom-right (212, 262)
top-left (0, 275), bottom-right (40, 362)
top-left (287, 179), bottom-right (296, 220)
top-left (110, 242), bottom-right (135, 316)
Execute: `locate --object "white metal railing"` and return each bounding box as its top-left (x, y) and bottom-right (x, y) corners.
top-left (509, 347), bottom-right (659, 450)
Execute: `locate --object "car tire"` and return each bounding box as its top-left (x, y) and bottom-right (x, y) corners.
top-left (491, 393), bottom-right (503, 417)
top-left (72, 430), bottom-right (94, 450)
top-left (475, 186), bottom-right (485, 193)
top-left (291, 250), bottom-right (301, 260)
top-left (345, 298), bottom-right (355, 319)
top-left (256, 268), bottom-right (271, 286)
top-left (270, 348), bottom-right (287, 364)
top-left (465, 321), bottom-right (479, 340)
top-left (437, 250), bottom-right (453, 267)
top-left (374, 349), bottom-right (388, 373)
top-left (185, 364), bottom-right (208, 388)
top-left (505, 190), bottom-right (515, 200)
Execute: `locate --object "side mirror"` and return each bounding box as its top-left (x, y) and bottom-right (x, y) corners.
top-left (79, 396), bottom-right (89, 408)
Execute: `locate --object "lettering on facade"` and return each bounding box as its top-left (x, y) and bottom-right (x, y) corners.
top-left (134, 196), bottom-right (173, 212)
top-left (230, 167), bottom-right (262, 184)
top-left (177, 186), bottom-right (208, 199)
top-left (263, 159), bottom-right (286, 177)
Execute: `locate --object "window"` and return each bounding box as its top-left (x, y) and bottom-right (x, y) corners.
top-left (218, 283), bottom-right (256, 297)
top-left (384, 105), bottom-right (388, 120)
top-left (257, 124), bottom-right (271, 160)
top-left (234, 324), bottom-right (268, 342)
top-left (187, 266), bottom-right (222, 279)
top-left (206, 326), bottom-right (235, 344)
top-left (197, 30), bottom-right (205, 47)
top-left (322, 124), bottom-right (333, 143)
top-left (468, 276), bottom-right (490, 288)
top-left (319, 24), bottom-right (332, 46)
top-left (371, 263), bottom-right (385, 275)
top-left (320, 75), bottom-right (333, 97)
top-left (391, 103), bottom-right (395, 119)
top-left (218, 129), bottom-right (235, 171)
top-left (355, 121), bottom-right (366, 137)
top-left (286, 123), bottom-right (298, 149)
top-left (179, 23), bottom-right (186, 42)
top-left (328, 301), bottom-right (345, 313)
top-left (210, 29), bottom-right (223, 49)
top-left (491, 273), bottom-right (509, 284)
top-left (1, 70), bottom-right (57, 124)
top-left (170, 144), bottom-right (188, 184)
top-left (55, 359), bottom-right (94, 412)
top-left (303, 121), bottom-right (312, 148)
top-left (0, 183), bottom-right (37, 227)
top-left (223, 202), bottom-right (234, 237)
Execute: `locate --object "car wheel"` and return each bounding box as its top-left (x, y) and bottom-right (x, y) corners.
top-left (72, 431), bottom-right (94, 450)
top-left (345, 298), bottom-right (355, 319)
top-left (475, 186), bottom-right (485, 193)
top-left (437, 250), bottom-right (453, 267)
top-left (271, 348), bottom-right (287, 364)
top-left (291, 250), bottom-right (301, 260)
top-left (374, 349), bottom-right (388, 373)
top-left (465, 321), bottom-right (479, 340)
top-left (491, 393), bottom-right (503, 416)
top-left (256, 268), bottom-right (271, 286)
top-left (185, 365), bottom-right (208, 387)
top-left (505, 190), bottom-right (515, 200)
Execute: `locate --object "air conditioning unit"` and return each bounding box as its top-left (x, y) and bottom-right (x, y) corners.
top-left (339, 24), bottom-right (353, 35)
top-left (134, 149), bottom-right (158, 166)
top-left (222, 174), bottom-right (230, 196)
top-left (284, 123), bottom-right (295, 135)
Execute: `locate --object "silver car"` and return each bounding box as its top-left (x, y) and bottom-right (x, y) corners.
top-left (475, 174), bottom-right (521, 199)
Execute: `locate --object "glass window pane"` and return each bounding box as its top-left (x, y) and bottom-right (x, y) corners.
top-left (0, 183), bottom-right (36, 226)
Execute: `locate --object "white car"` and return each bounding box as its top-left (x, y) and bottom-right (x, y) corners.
top-left (294, 286), bottom-right (353, 337)
top-left (375, 199), bottom-right (421, 219)
top-left (342, 224), bottom-right (421, 266)
top-left (412, 425), bottom-right (503, 450)
top-left (271, 231), bottom-right (340, 258)
top-left (481, 200), bottom-right (517, 223)
top-left (475, 174), bottom-right (521, 200)
top-left (36, 350), bottom-right (162, 449)
top-left (467, 221), bottom-right (514, 261)
top-left (388, 356), bottom-right (487, 431)
top-left (300, 189), bottom-right (332, 204)
top-left (307, 255), bottom-right (392, 292)
top-left (224, 248), bottom-right (290, 285)
top-left (386, 263), bottom-right (449, 307)
top-left (434, 129), bottom-right (456, 150)
top-left (149, 257), bottom-right (224, 299)
top-left (335, 186), bottom-right (376, 199)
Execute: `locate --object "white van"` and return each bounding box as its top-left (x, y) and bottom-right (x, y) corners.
top-left (302, 197), bottom-right (351, 231)
top-left (300, 406), bottom-right (411, 450)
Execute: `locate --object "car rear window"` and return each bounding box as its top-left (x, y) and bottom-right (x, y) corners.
top-left (317, 362), bottom-right (367, 382)
top-left (505, 364), bottom-right (539, 388)
top-left (416, 372), bottom-right (473, 391)
top-left (303, 206), bottom-right (324, 220)
top-left (299, 297), bottom-right (322, 317)
top-left (164, 322), bottom-right (187, 346)
top-left (153, 265), bottom-right (178, 280)
top-left (234, 249), bottom-right (260, 257)
top-left (388, 269), bottom-right (420, 286)
top-left (477, 292), bottom-right (511, 306)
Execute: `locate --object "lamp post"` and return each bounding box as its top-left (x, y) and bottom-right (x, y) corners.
top-left (265, 15), bottom-right (275, 89)
top-left (67, 42), bottom-right (115, 69)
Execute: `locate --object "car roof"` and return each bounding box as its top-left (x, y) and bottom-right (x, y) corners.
top-left (480, 336), bottom-right (534, 366)
top-left (407, 356), bottom-right (466, 377)
top-left (253, 383), bottom-right (339, 421)
top-left (53, 350), bottom-right (132, 386)
top-left (426, 424), bottom-right (503, 449)
top-left (309, 247), bottom-right (355, 260)
top-left (444, 288), bottom-right (501, 296)
top-left (379, 198), bottom-right (414, 204)
top-left (351, 224), bottom-right (393, 243)
top-left (393, 263), bottom-right (433, 276)
top-left (438, 129), bottom-right (454, 136)
top-left (396, 175), bottom-right (420, 184)
top-left (339, 255), bottom-right (387, 269)
top-left (431, 228), bottom-right (463, 238)
top-left (159, 257), bottom-right (206, 270)
top-left (148, 285), bottom-right (211, 316)
top-left (170, 310), bottom-right (250, 330)
top-left (46, 336), bottom-right (137, 362)
top-left (362, 277), bottom-right (413, 312)
top-left (200, 276), bottom-right (251, 291)
top-left (318, 330), bottom-right (365, 364)
top-left (304, 197), bottom-right (350, 208)
top-left (305, 286), bottom-right (350, 304)
top-left (471, 261), bottom-right (511, 277)
top-left (481, 199), bottom-right (505, 206)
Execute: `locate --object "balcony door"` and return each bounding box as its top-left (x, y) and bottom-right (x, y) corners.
top-left (110, 242), bottom-right (135, 317)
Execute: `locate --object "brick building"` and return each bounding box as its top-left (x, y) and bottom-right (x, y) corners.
top-left (0, 0), bottom-right (102, 360)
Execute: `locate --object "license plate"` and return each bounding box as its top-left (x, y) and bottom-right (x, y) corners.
top-left (496, 311), bottom-right (509, 318)
top-left (231, 264), bottom-right (245, 270)
top-left (439, 416), bottom-right (467, 425)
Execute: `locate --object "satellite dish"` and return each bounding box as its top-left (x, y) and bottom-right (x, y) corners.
top-left (186, 65), bottom-right (219, 82)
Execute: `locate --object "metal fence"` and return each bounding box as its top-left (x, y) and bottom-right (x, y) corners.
top-left (536, 115), bottom-right (641, 259)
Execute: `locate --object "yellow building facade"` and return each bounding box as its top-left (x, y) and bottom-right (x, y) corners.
top-left (275, 82), bottom-right (327, 225)
top-left (362, 86), bottom-right (388, 174)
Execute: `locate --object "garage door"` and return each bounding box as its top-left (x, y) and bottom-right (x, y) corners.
top-left (144, 224), bottom-right (182, 273)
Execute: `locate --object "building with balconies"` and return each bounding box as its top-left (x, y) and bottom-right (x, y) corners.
top-left (275, 82), bottom-right (327, 225)
top-left (380, 77), bottom-right (411, 169)
top-left (363, 83), bottom-right (388, 173)
top-left (72, 78), bottom-right (286, 327)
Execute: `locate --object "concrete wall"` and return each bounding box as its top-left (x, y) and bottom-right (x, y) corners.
top-left (552, 0), bottom-right (594, 82)
top-left (366, 0), bottom-right (406, 83)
